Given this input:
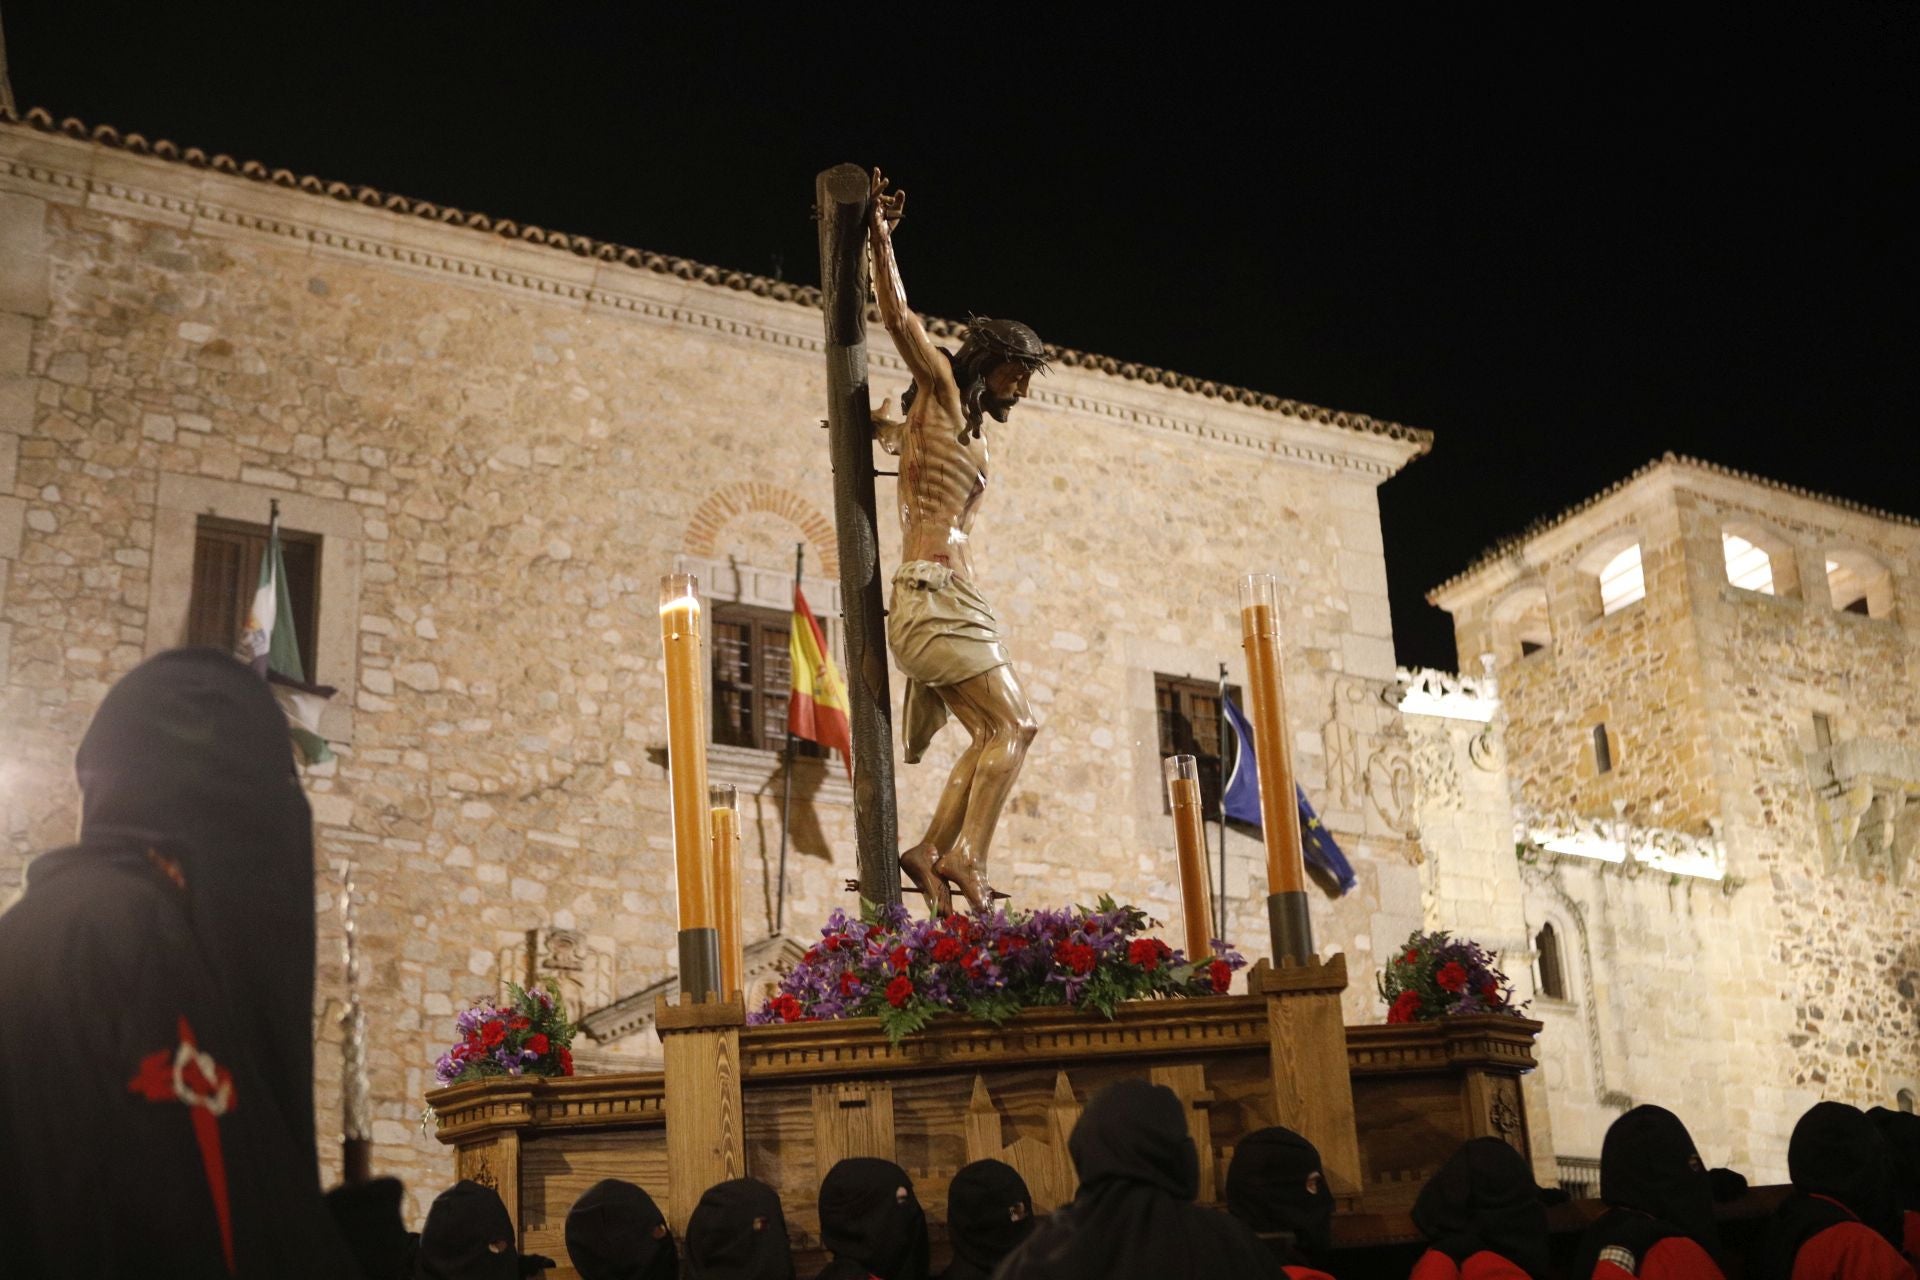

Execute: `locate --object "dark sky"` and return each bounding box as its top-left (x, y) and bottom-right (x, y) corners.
top-left (8, 5), bottom-right (1916, 668)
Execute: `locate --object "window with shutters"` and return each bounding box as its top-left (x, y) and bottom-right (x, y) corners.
top-left (710, 602), bottom-right (828, 758)
top-left (1535, 922), bottom-right (1568, 1001)
top-left (1153, 673), bottom-right (1241, 820)
top-left (187, 516), bottom-right (323, 677)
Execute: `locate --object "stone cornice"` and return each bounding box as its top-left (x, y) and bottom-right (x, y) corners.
top-left (1429, 452), bottom-right (1920, 609)
top-left (0, 110), bottom-right (1430, 482)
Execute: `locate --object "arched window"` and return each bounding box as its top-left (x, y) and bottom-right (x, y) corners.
top-left (1493, 584), bottom-right (1552, 659)
top-left (1535, 922), bottom-right (1567, 1000)
top-left (1722, 531), bottom-right (1775, 594)
top-left (1825, 549), bottom-right (1894, 620)
top-left (1598, 544), bottom-right (1645, 615)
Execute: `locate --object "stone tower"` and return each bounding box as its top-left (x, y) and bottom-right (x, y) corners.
top-left (1427, 454), bottom-right (1920, 1178)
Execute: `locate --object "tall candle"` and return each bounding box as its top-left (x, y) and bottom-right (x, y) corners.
top-left (1241, 572), bottom-right (1313, 962)
top-left (711, 783), bottom-right (743, 1001)
top-left (1165, 755), bottom-right (1215, 964)
top-left (660, 573), bottom-right (718, 998)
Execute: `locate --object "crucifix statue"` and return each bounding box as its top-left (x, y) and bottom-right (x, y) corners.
top-left (866, 169), bottom-right (1049, 915)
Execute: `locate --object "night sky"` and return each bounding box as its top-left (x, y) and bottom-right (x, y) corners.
top-left (8, 6), bottom-right (1915, 668)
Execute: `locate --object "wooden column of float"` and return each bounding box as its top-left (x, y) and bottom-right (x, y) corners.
top-left (428, 1001), bottom-right (1542, 1270)
top-left (1250, 955), bottom-right (1365, 1199)
top-left (656, 994), bottom-right (746, 1236)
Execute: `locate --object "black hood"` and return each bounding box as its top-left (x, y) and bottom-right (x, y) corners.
top-left (1226, 1126), bottom-right (1334, 1263)
top-left (417, 1181), bottom-right (521, 1280)
top-left (685, 1179), bottom-right (793, 1280)
top-left (566, 1179), bottom-right (678, 1280)
top-left (1067, 1078), bottom-right (1199, 1200)
top-left (944, 1159), bottom-right (1034, 1277)
top-left (1411, 1138), bottom-right (1552, 1280)
top-left (68, 647), bottom-right (318, 1169)
top-left (817, 1158), bottom-right (928, 1280)
top-left (1867, 1107), bottom-right (1920, 1212)
top-left (1791, 1102), bottom-right (1899, 1236)
top-left (1598, 1105), bottom-right (1719, 1252)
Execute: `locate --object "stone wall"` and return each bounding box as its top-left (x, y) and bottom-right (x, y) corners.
top-left (0, 123), bottom-right (1427, 1219)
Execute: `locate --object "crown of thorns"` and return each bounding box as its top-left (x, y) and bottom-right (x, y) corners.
top-left (961, 315), bottom-right (1050, 373)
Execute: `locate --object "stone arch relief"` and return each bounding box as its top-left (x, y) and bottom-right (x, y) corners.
top-left (680, 482), bottom-right (842, 614)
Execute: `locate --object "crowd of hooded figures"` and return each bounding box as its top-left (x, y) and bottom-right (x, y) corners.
top-left (1, 651), bottom-right (1918, 1280)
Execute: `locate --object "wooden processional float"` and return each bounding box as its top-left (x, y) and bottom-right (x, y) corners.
top-left (425, 165), bottom-right (1543, 1274)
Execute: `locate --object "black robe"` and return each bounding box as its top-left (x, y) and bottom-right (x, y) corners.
top-left (685, 1179), bottom-right (794, 1280)
top-left (0, 649), bottom-right (353, 1278)
top-left (1754, 1101), bottom-right (1905, 1280)
top-left (1571, 1105), bottom-right (1723, 1280)
top-left (1411, 1138), bottom-right (1552, 1280)
top-left (995, 1078), bottom-right (1274, 1280)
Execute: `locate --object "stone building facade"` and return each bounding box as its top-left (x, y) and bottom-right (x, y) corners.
top-left (3, 109), bottom-right (1911, 1214)
top-left (1420, 455), bottom-right (1920, 1183)
top-left (0, 114), bottom-right (1432, 1216)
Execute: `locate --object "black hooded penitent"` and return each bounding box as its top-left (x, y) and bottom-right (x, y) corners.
top-left (1410, 1138), bottom-right (1551, 1280)
top-left (995, 1079), bottom-right (1272, 1280)
top-left (685, 1179), bottom-right (793, 1280)
top-left (815, 1157), bottom-right (929, 1280)
top-left (1225, 1125), bottom-right (1336, 1268)
top-left (939, 1159), bottom-right (1035, 1280)
top-left (0, 649), bottom-right (351, 1278)
top-left (565, 1178), bottom-right (678, 1280)
top-left (1571, 1104), bottom-right (1721, 1280)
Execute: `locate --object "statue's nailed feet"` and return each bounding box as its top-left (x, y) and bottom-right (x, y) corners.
top-left (899, 844), bottom-right (953, 916)
top-left (933, 849), bottom-right (994, 915)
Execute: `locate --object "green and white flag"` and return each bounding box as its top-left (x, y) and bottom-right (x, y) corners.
top-left (238, 506), bottom-right (337, 765)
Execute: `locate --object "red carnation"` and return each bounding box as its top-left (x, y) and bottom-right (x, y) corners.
top-left (886, 975), bottom-right (914, 1008)
top-left (557, 1047), bottom-right (574, 1076)
top-left (1435, 962), bottom-right (1469, 993)
top-left (772, 993), bottom-right (804, 1023)
top-left (1127, 938), bottom-right (1168, 971)
top-left (995, 935), bottom-right (1028, 957)
top-left (1207, 958), bottom-right (1232, 994)
top-left (962, 945), bottom-right (985, 972)
top-left (1404, 949), bottom-right (1419, 965)
top-left (1387, 990), bottom-right (1423, 1023)
top-left (1058, 941), bottom-right (1097, 976)
top-left (524, 1032), bottom-right (550, 1056)
top-left (509, 1016), bottom-right (531, 1031)
top-left (932, 935), bottom-right (965, 964)
top-left (823, 934), bottom-right (841, 952)
top-left (839, 970), bottom-right (861, 995)
top-left (479, 1019), bottom-right (506, 1047)
top-left (889, 945), bottom-right (911, 973)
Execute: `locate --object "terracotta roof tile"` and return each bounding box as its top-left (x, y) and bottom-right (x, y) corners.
top-left (1428, 452), bottom-right (1920, 602)
top-left (5, 107), bottom-right (1432, 453)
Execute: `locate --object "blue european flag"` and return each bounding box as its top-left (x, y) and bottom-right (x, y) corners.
top-left (1221, 693), bottom-right (1356, 895)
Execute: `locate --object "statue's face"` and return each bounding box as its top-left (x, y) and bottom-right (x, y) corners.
top-left (982, 360), bottom-right (1034, 422)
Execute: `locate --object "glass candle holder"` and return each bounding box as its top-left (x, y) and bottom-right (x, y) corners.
top-left (1165, 755), bottom-right (1215, 963)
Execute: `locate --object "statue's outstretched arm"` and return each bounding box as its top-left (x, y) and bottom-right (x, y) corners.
top-left (868, 169), bottom-right (946, 391)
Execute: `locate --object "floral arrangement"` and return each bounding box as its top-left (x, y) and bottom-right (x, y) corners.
top-left (1377, 930), bottom-right (1526, 1023)
top-left (434, 982), bottom-right (576, 1086)
top-left (751, 897), bottom-right (1245, 1043)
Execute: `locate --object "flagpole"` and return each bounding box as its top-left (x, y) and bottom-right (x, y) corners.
top-left (776, 542), bottom-right (803, 935)
top-left (1215, 661), bottom-right (1230, 945)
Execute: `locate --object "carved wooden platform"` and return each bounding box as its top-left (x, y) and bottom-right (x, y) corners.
top-left (428, 994), bottom-right (1541, 1275)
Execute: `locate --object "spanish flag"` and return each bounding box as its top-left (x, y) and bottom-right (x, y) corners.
top-left (789, 586), bottom-right (853, 775)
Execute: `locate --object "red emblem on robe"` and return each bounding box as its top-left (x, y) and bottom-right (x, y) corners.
top-left (128, 1016), bottom-right (237, 1274)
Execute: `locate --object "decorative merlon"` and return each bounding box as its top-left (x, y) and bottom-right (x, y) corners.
top-left (1515, 809), bottom-right (1728, 884)
top-left (1395, 666), bottom-right (1498, 723)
